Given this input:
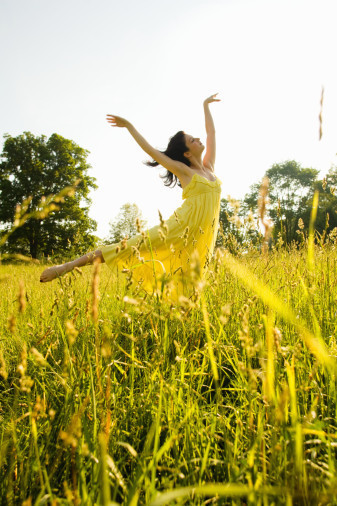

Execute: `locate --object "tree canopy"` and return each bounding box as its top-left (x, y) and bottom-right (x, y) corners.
top-left (0, 132), bottom-right (97, 259)
top-left (243, 160), bottom-right (321, 244)
top-left (107, 203), bottom-right (146, 243)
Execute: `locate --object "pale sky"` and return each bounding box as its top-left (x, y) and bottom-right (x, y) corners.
top-left (1, 0), bottom-right (336, 239)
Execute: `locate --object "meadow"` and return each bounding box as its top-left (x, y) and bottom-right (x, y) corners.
top-left (0, 240), bottom-right (337, 505)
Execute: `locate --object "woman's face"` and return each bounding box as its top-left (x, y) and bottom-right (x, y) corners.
top-left (184, 133), bottom-right (204, 157)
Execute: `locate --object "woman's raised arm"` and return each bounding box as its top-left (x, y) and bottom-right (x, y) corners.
top-left (106, 115), bottom-right (190, 180)
top-left (202, 94), bottom-right (220, 171)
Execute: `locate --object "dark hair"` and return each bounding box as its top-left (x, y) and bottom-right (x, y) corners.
top-left (144, 131), bottom-right (190, 188)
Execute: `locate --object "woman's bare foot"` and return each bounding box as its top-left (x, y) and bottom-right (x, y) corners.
top-left (40, 262), bottom-right (73, 282)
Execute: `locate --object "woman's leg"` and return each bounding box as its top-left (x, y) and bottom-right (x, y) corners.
top-left (40, 250), bottom-right (105, 282)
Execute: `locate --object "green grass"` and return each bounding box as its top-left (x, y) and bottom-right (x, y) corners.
top-left (1, 244), bottom-right (337, 505)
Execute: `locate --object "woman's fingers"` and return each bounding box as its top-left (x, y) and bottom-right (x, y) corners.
top-left (106, 115), bottom-right (119, 126)
top-left (209, 93), bottom-right (221, 102)
top-left (106, 114), bottom-right (128, 127)
top-left (204, 93), bottom-right (221, 104)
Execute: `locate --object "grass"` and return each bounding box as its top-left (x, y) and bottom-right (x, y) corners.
top-left (0, 242), bottom-right (337, 505)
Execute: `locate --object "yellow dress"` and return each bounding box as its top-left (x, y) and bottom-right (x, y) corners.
top-left (101, 174), bottom-right (222, 298)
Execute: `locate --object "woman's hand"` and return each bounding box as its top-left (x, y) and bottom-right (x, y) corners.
top-left (106, 114), bottom-right (131, 128)
top-left (203, 93), bottom-right (221, 106)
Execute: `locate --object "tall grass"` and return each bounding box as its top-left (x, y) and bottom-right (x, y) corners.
top-left (1, 237), bottom-right (337, 505)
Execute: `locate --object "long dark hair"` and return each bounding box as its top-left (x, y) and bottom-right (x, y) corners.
top-left (144, 131), bottom-right (190, 188)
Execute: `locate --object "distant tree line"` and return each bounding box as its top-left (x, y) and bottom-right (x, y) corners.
top-left (1, 132), bottom-right (336, 260)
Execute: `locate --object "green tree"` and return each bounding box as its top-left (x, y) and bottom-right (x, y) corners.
top-left (0, 132), bottom-right (97, 259)
top-left (308, 166), bottom-right (337, 239)
top-left (107, 203), bottom-right (146, 243)
top-left (243, 161), bottom-right (318, 244)
top-left (217, 197), bottom-right (261, 252)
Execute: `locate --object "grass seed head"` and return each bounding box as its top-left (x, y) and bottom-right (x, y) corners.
top-left (174, 211), bottom-right (181, 224)
top-left (7, 314), bottom-right (16, 334)
top-left (0, 348), bottom-right (8, 380)
top-left (158, 229), bottom-right (166, 242)
top-left (65, 320), bottom-right (78, 346)
top-left (91, 257), bottom-right (101, 323)
top-left (258, 177), bottom-right (273, 254)
top-left (121, 236), bottom-right (128, 250)
top-left (17, 343), bottom-right (27, 377)
top-left (18, 280), bottom-right (26, 313)
top-left (136, 217), bottom-right (142, 233)
top-left (298, 218), bottom-right (305, 230)
top-left (158, 210), bottom-right (168, 235)
top-left (319, 86), bottom-right (324, 140)
top-left (32, 395), bottom-right (46, 419)
top-left (30, 347), bottom-right (48, 367)
top-left (17, 343), bottom-right (34, 392)
top-left (49, 408), bottom-right (56, 420)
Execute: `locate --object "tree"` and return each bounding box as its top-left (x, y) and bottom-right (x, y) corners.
top-left (308, 166), bottom-right (337, 238)
top-left (243, 161), bottom-right (318, 244)
top-left (217, 197), bottom-right (261, 252)
top-left (107, 203), bottom-right (146, 243)
top-left (0, 132), bottom-right (97, 258)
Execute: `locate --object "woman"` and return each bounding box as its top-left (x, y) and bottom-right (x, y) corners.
top-left (40, 94), bottom-right (221, 298)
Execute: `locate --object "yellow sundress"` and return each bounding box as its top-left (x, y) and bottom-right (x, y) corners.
top-left (101, 173), bottom-right (222, 298)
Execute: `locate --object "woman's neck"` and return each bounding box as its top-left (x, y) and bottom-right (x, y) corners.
top-left (190, 155), bottom-right (205, 172)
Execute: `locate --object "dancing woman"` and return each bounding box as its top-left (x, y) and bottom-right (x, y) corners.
top-left (40, 94), bottom-right (221, 297)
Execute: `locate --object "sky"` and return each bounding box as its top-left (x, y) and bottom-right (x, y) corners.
top-left (1, 0), bottom-right (336, 239)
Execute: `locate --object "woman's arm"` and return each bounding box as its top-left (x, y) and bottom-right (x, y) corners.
top-left (202, 94), bottom-right (220, 171)
top-left (106, 115), bottom-right (190, 179)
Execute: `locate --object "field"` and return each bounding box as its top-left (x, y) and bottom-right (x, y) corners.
top-left (0, 244), bottom-right (337, 505)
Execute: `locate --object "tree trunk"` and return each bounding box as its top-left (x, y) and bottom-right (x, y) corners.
top-left (29, 225), bottom-right (40, 259)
